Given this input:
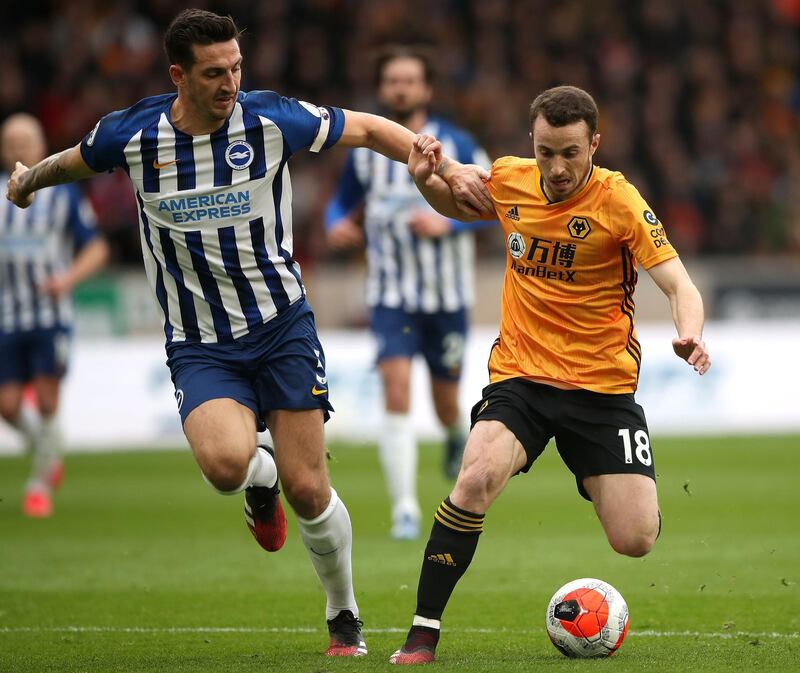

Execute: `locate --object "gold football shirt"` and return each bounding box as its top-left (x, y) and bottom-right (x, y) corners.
top-left (485, 157), bottom-right (677, 393)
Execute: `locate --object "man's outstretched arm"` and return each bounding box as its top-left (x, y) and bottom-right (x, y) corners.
top-left (339, 115), bottom-right (492, 219)
top-left (6, 144), bottom-right (96, 209)
top-left (338, 109), bottom-right (415, 162)
top-left (647, 256), bottom-right (711, 375)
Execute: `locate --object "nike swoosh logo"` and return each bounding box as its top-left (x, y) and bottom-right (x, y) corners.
top-left (311, 386), bottom-right (328, 396)
top-left (310, 546), bottom-right (338, 556)
top-left (152, 159), bottom-right (178, 170)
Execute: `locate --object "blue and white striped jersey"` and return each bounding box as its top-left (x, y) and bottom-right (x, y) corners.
top-left (80, 91), bottom-right (344, 344)
top-left (0, 177), bottom-right (98, 333)
top-left (325, 117), bottom-right (492, 313)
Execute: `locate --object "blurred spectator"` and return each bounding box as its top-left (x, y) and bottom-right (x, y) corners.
top-left (2, 0), bottom-right (799, 260)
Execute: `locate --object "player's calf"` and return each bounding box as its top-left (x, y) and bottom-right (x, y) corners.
top-left (390, 499), bottom-right (485, 664)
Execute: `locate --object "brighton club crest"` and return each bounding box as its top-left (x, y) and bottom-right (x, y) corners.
top-left (225, 140), bottom-right (254, 170)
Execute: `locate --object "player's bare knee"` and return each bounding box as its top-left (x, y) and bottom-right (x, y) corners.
top-left (453, 459), bottom-right (502, 512)
top-left (608, 530), bottom-right (656, 558)
top-left (201, 451), bottom-right (250, 492)
top-left (282, 476), bottom-right (328, 518)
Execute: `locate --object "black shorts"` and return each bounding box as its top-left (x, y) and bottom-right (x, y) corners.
top-left (470, 378), bottom-right (655, 500)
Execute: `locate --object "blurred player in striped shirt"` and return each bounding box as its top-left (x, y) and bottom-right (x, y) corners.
top-left (5, 10), bottom-right (489, 656)
top-left (326, 47), bottom-right (494, 540)
top-left (0, 113), bottom-right (109, 517)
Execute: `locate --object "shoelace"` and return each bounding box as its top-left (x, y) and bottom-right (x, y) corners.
top-left (330, 613), bottom-right (364, 640)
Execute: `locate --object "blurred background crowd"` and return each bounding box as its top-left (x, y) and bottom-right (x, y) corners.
top-left (2, 0), bottom-right (800, 267)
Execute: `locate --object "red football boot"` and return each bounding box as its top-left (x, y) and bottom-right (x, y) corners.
top-left (389, 626), bottom-right (440, 665)
top-left (325, 610), bottom-right (367, 657)
top-left (243, 446), bottom-right (286, 552)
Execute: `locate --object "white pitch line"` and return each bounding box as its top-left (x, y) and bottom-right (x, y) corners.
top-left (0, 626), bottom-right (797, 639)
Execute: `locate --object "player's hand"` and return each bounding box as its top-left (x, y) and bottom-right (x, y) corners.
top-left (6, 161), bottom-right (34, 209)
top-left (408, 211), bottom-right (452, 238)
top-left (327, 218), bottom-right (364, 249)
top-left (442, 162), bottom-right (493, 218)
top-left (672, 336), bottom-right (711, 375)
top-left (39, 275), bottom-right (72, 299)
top-left (409, 134), bottom-right (441, 183)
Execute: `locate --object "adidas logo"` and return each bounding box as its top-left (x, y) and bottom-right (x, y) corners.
top-left (505, 206), bottom-right (520, 221)
top-left (427, 553), bottom-right (456, 566)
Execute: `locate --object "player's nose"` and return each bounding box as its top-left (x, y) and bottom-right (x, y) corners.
top-left (221, 72), bottom-right (237, 91)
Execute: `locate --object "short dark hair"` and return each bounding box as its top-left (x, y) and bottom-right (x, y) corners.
top-left (529, 86), bottom-right (599, 137)
top-left (375, 46), bottom-right (435, 87)
top-left (164, 9), bottom-right (241, 69)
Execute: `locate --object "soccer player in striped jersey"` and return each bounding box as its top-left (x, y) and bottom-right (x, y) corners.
top-left (389, 86), bottom-right (712, 664)
top-left (325, 47), bottom-right (494, 541)
top-left (5, 10), bottom-right (489, 657)
top-left (0, 113), bottom-right (109, 518)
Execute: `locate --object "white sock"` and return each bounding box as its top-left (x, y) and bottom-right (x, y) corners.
top-left (379, 412), bottom-right (419, 521)
top-left (10, 406), bottom-right (38, 453)
top-left (297, 488), bottom-right (358, 621)
top-left (203, 445), bottom-right (278, 494)
top-left (249, 446), bottom-right (278, 489)
top-left (27, 414), bottom-right (62, 491)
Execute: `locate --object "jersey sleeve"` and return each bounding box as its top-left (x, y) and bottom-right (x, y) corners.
top-left (485, 156), bottom-right (517, 214)
top-left (64, 185), bottom-right (99, 249)
top-left (241, 91), bottom-right (345, 155)
top-left (80, 110), bottom-right (128, 173)
top-left (324, 151), bottom-right (366, 229)
top-left (607, 178), bottom-right (678, 269)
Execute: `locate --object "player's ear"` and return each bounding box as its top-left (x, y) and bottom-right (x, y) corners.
top-left (590, 133), bottom-right (600, 156)
top-left (169, 64), bottom-right (185, 88)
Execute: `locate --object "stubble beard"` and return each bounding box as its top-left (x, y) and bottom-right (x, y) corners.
top-left (391, 103), bottom-right (422, 125)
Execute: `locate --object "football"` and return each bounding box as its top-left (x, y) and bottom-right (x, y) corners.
top-left (545, 578), bottom-right (629, 658)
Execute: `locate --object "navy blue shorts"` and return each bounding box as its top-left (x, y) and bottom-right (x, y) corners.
top-left (369, 305), bottom-right (468, 381)
top-left (0, 327), bottom-right (71, 384)
top-left (165, 298), bottom-right (333, 429)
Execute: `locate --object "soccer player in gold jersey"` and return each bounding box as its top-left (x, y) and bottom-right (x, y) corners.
top-left (389, 85), bottom-right (711, 665)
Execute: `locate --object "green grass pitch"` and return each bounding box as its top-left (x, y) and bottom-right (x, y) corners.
top-left (1, 435), bottom-right (798, 672)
